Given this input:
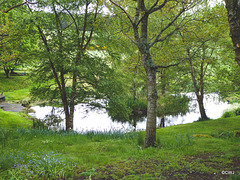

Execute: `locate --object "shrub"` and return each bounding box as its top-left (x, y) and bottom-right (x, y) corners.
top-left (234, 108), bottom-right (240, 116)
top-left (222, 111), bottom-right (235, 118)
top-left (234, 130), bottom-right (240, 137)
top-left (222, 107), bottom-right (240, 118)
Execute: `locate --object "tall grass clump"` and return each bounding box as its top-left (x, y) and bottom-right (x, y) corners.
top-left (84, 129), bottom-right (136, 142)
top-left (157, 132), bottom-right (194, 149)
top-left (0, 151), bottom-right (76, 179)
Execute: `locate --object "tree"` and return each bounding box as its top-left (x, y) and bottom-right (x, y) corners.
top-left (28, 0), bottom-right (129, 131)
top-left (225, 0), bottom-right (240, 68)
top-left (0, 1), bottom-right (38, 78)
top-left (108, 0), bottom-right (199, 147)
top-left (179, 3), bottom-right (228, 120)
top-left (0, 11), bottom-right (36, 78)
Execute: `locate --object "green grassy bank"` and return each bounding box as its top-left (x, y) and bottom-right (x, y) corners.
top-left (0, 108), bottom-right (239, 179)
top-left (0, 72), bottom-right (30, 102)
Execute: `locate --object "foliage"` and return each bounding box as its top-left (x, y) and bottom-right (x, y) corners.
top-left (158, 94), bottom-right (190, 116)
top-left (0, 10), bottom-right (37, 78)
top-left (222, 107), bottom-right (240, 118)
top-left (27, 0), bottom-right (131, 130)
top-left (0, 71), bottom-right (30, 101)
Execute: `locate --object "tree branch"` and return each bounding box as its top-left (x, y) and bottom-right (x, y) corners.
top-left (109, 0), bottom-right (133, 25)
top-left (156, 59), bottom-right (184, 69)
top-left (0, 0), bottom-right (6, 6)
top-left (154, 27), bottom-right (180, 43)
top-left (1, 1), bottom-right (38, 13)
top-left (149, 6), bottom-right (185, 47)
top-left (120, 30), bottom-right (138, 45)
top-left (148, 0), bottom-right (168, 14)
top-left (83, 0), bottom-right (100, 51)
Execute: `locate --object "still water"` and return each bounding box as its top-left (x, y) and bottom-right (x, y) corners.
top-left (29, 93), bottom-right (232, 132)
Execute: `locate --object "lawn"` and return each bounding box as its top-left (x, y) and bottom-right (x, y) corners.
top-left (0, 109), bottom-right (239, 179)
top-left (0, 72), bottom-right (31, 102)
top-left (0, 71), bottom-right (239, 179)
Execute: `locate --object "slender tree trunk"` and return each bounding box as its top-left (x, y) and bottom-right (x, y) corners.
top-left (188, 48), bottom-right (208, 120)
top-left (196, 94), bottom-right (208, 120)
top-left (225, 0), bottom-right (240, 67)
top-left (144, 64), bottom-right (157, 147)
top-left (137, 1), bottom-right (157, 147)
top-left (160, 116), bottom-right (165, 128)
top-left (159, 69), bottom-right (166, 128)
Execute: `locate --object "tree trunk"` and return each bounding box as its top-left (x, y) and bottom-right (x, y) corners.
top-left (189, 56), bottom-right (208, 120)
top-left (160, 116), bottom-right (165, 128)
top-left (225, 0), bottom-right (240, 67)
top-left (144, 67), bottom-right (157, 147)
top-left (196, 94), bottom-right (208, 120)
top-left (4, 67), bottom-right (10, 78)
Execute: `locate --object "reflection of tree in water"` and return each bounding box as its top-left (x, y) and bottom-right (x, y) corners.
top-left (110, 112), bottom-right (146, 130)
top-left (109, 94), bottom-right (190, 129)
top-left (157, 94), bottom-right (190, 128)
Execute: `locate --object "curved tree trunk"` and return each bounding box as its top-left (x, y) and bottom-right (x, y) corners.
top-left (225, 0), bottom-right (240, 67)
top-left (196, 94), bottom-right (208, 120)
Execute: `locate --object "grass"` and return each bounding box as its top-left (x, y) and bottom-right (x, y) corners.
top-left (0, 110), bottom-right (32, 129)
top-left (0, 72), bottom-right (31, 102)
top-left (0, 110), bottom-right (239, 179)
top-left (0, 72), bottom-right (239, 179)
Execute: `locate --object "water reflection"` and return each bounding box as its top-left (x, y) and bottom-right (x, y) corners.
top-left (29, 93), bottom-right (232, 132)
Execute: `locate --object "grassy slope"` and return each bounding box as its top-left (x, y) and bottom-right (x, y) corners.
top-left (0, 72), bottom-right (239, 179)
top-left (0, 72), bottom-right (30, 102)
top-left (0, 110), bottom-right (32, 129)
top-left (0, 114), bottom-right (239, 179)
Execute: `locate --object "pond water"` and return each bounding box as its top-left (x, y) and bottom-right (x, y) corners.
top-left (29, 93), bottom-right (233, 132)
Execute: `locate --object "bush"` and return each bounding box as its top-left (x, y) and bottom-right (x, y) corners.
top-left (222, 111), bottom-right (235, 118)
top-left (234, 108), bottom-right (240, 116)
top-left (222, 107), bottom-right (240, 118)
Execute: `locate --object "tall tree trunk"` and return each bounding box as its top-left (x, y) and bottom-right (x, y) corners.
top-left (138, 1), bottom-right (157, 147)
top-left (144, 63), bottom-right (157, 147)
top-left (225, 0), bottom-right (240, 67)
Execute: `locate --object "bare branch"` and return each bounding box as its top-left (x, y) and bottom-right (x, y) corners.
top-left (109, 0), bottom-right (133, 25)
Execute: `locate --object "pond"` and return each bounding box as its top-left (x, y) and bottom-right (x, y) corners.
top-left (29, 93), bottom-right (232, 132)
